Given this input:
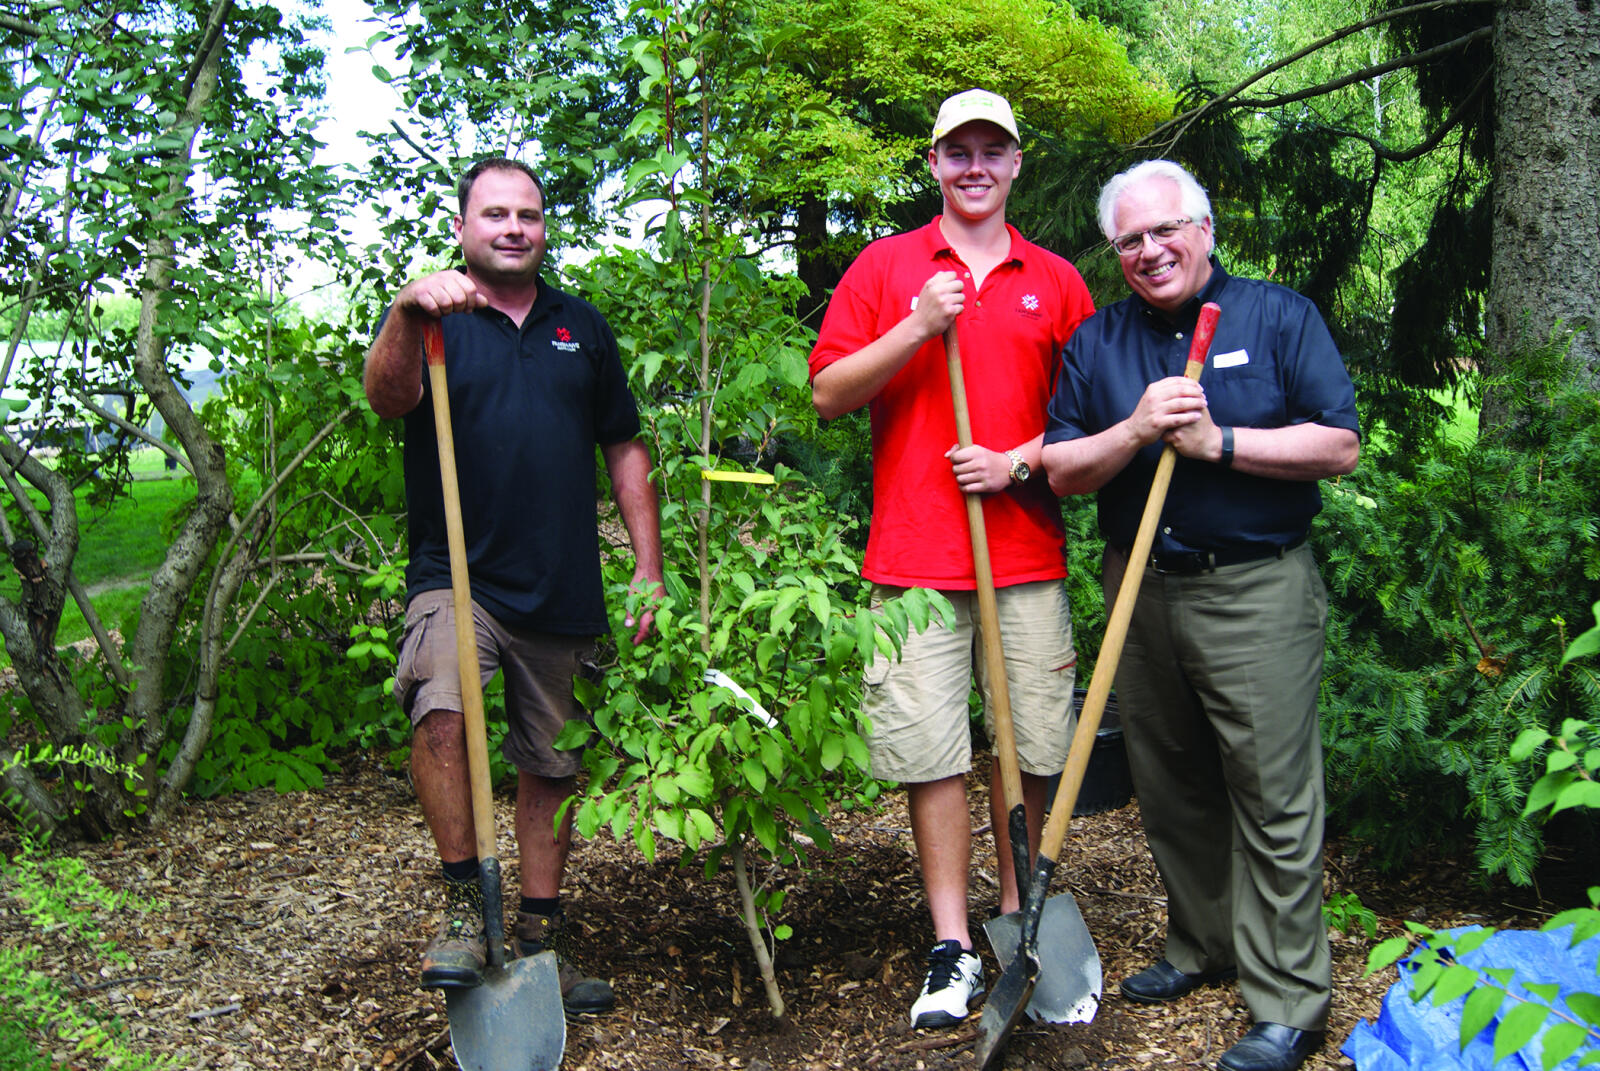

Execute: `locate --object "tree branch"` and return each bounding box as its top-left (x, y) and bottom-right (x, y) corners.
top-left (1229, 27), bottom-right (1492, 112)
top-left (1322, 67), bottom-right (1492, 164)
top-left (1136, 0), bottom-right (1494, 153)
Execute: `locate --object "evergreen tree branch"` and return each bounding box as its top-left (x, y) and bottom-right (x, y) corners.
top-left (1230, 27), bottom-right (1491, 111)
top-left (1136, 0), bottom-right (1493, 154)
top-left (1323, 68), bottom-right (1492, 163)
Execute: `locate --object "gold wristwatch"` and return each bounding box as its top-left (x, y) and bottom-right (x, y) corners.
top-left (1006, 448), bottom-right (1030, 485)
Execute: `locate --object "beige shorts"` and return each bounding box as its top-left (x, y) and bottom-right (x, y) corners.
top-left (393, 589), bottom-right (598, 778)
top-left (861, 580), bottom-right (1077, 783)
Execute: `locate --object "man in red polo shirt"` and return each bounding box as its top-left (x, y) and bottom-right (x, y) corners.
top-left (809, 89), bottom-right (1094, 1030)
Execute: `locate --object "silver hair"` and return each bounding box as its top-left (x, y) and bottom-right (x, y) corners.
top-left (1097, 160), bottom-right (1214, 244)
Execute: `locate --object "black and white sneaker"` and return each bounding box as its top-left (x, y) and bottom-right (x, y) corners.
top-left (909, 940), bottom-right (984, 1028)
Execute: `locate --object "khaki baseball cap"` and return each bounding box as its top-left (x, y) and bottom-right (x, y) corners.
top-left (931, 89), bottom-right (1020, 147)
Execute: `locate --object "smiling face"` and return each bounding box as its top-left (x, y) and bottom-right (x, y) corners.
top-left (452, 166), bottom-right (547, 285)
top-left (928, 121), bottom-right (1021, 224)
top-left (1112, 176), bottom-right (1214, 313)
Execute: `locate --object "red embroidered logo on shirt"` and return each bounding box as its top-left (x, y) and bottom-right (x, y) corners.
top-left (552, 326), bottom-right (581, 352)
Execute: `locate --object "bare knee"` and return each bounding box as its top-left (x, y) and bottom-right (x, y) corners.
top-left (413, 709), bottom-right (466, 758)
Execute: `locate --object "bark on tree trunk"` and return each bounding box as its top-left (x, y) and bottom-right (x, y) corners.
top-left (1485, 0), bottom-right (1600, 426)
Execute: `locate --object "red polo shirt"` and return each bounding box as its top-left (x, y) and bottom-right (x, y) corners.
top-left (810, 219), bottom-right (1094, 589)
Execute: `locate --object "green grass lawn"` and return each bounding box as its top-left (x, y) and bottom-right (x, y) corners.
top-left (0, 449), bottom-right (192, 658)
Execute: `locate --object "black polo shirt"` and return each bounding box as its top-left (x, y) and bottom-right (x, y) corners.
top-left (397, 275), bottom-right (640, 634)
top-left (1044, 260), bottom-right (1360, 555)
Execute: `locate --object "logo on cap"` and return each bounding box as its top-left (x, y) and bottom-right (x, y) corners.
top-left (931, 89), bottom-right (1020, 146)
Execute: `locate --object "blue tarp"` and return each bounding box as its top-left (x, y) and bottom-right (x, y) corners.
top-left (1343, 925), bottom-right (1599, 1070)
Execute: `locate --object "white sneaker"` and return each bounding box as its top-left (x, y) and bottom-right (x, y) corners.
top-left (909, 940), bottom-right (984, 1028)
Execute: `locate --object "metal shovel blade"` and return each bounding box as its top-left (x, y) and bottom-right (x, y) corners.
top-left (445, 951), bottom-right (566, 1071)
top-left (982, 894), bottom-right (1102, 1024)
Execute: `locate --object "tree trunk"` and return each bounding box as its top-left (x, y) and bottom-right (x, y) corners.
top-left (1484, 0), bottom-right (1600, 426)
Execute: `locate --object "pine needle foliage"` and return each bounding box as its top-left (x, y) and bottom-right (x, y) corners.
top-left (1318, 338), bottom-right (1600, 883)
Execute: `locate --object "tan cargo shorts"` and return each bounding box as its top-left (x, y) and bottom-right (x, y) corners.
top-left (860, 579), bottom-right (1077, 783)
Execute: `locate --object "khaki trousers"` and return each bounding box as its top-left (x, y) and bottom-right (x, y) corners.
top-left (1102, 543), bottom-right (1331, 1031)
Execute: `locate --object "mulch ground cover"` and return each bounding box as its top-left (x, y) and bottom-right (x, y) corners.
top-left (2, 748), bottom-right (1581, 1070)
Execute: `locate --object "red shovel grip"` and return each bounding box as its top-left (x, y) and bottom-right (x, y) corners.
top-left (423, 319), bottom-right (446, 367)
top-left (1185, 302), bottom-right (1220, 380)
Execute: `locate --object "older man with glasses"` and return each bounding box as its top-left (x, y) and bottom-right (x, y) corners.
top-left (1040, 159), bottom-right (1360, 1071)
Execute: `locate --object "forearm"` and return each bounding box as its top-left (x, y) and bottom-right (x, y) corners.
top-left (1042, 420), bottom-right (1147, 496)
top-left (363, 306), bottom-right (426, 419)
top-left (1224, 423), bottom-right (1359, 481)
top-left (602, 439), bottom-right (664, 583)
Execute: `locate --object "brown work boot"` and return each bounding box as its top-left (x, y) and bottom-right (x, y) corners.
top-left (515, 910), bottom-right (615, 1013)
top-left (420, 878), bottom-right (486, 989)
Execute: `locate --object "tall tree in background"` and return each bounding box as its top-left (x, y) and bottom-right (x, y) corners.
top-left (1486, 0), bottom-right (1598, 401)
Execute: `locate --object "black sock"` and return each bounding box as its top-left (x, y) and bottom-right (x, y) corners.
top-left (521, 896), bottom-right (559, 918)
top-left (442, 857), bottom-right (480, 883)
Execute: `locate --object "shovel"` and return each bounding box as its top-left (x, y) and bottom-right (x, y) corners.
top-left (942, 326), bottom-right (1032, 905)
top-left (422, 320), bottom-right (566, 1071)
top-left (975, 301), bottom-right (1221, 1068)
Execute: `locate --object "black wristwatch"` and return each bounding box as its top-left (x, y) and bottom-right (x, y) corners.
top-left (1219, 426), bottom-right (1235, 467)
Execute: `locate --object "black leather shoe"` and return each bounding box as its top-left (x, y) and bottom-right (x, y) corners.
top-left (1119, 959), bottom-right (1237, 1003)
top-left (1217, 1022), bottom-right (1325, 1071)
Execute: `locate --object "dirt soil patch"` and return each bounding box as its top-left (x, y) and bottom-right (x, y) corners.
top-left (3, 749), bottom-right (1578, 1070)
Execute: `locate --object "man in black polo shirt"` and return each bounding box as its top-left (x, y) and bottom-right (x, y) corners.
top-left (365, 157), bottom-right (663, 1011)
top-left (1042, 159), bottom-right (1358, 1071)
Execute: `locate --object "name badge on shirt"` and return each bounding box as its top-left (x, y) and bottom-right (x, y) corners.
top-left (1213, 348), bottom-right (1249, 369)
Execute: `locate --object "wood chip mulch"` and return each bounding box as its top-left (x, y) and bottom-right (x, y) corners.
top-left (1, 748), bottom-right (1572, 1070)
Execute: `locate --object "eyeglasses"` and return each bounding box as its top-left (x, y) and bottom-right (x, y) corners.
top-left (1109, 218), bottom-right (1195, 256)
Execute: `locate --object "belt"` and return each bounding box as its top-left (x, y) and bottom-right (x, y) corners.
top-left (1142, 535), bottom-right (1307, 576)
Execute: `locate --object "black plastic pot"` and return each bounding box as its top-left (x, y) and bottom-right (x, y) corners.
top-left (1048, 688), bottom-right (1134, 816)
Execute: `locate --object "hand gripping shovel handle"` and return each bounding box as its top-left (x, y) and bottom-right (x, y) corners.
top-left (943, 326), bottom-right (1030, 900)
top-left (424, 320), bottom-right (507, 971)
top-left (975, 301), bottom-right (1220, 1070)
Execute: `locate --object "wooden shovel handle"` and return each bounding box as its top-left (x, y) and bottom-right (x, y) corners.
top-left (943, 326), bottom-right (1027, 879)
top-left (423, 320), bottom-right (504, 965)
top-left (1034, 301), bottom-right (1221, 865)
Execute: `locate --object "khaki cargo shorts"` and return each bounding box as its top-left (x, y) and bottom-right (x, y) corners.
top-left (393, 589), bottom-right (597, 778)
top-left (861, 579), bottom-right (1077, 783)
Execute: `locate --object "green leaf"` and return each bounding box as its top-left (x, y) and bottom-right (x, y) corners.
top-left (1538, 1021), bottom-right (1587, 1070)
top-left (687, 808), bottom-right (716, 844)
top-left (1543, 907), bottom-right (1600, 946)
top-left (675, 767), bottom-right (714, 799)
top-left (774, 924), bottom-right (793, 940)
top-left (1454, 929), bottom-right (1494, 957)
top-left (1523, 981), bottom-right (1561, 1002)
top-left (1510, 728), bottom-right (1551, 761)
top-left (740, 756), bottom-right (767, 794)
top-left (751, 806), bottom-right (777, 853)
top-left (1554, 781), bottom-right (1600, 814)
top-left (1459, 985), bottom-right (1507, 1046)
top-left (1491, 1001), bottom-right (1549, 1063)
top-left (820, 735), bottom-right (844, 771)
top-left (759, 735), bottom-right (783, 779)
top-left (1412, 960), bottom-right (1444, 999)
top-left (1568, 991), bottom-right (1600, 1027)
top-left (1432, 964), bottom-right (1480, 1004)
top-left (654, 808), bottom-right (683, 841)
top-left (756, 634), bottom-right (782, 673)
